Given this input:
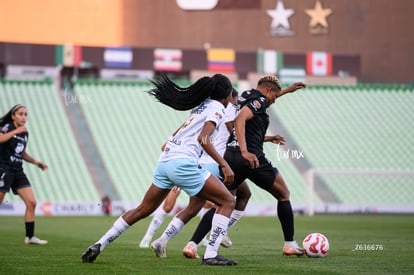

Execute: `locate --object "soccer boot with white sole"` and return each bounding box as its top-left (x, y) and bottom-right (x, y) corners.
top-left (183, 241), bottom-right (200, 259)
top-left (220, 235), bottom-right (232, 248)
top-left (24, 236), bottom-right (48, 245)
top-left (151, 240), bottom-right (167, 258)
top-left (283, 241), bottom-right (304, 256)
top-left (139, 237), bottom-right (151, 248)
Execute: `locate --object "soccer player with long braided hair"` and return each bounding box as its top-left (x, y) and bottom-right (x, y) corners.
top-left (81, 74), bottom-right (238, 265)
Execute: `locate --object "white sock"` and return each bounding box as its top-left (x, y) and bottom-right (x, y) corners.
top-left (97, 216), bottom-right (130, 250)
top-left (204, 214), bottom-right (229, 259)
top-left (158, 216), bottom-right (184, 243)
top-left (199, 207), bottom-right (209, 218)
top-left (142, 208), bottom-right (168, 240)
top-left (227, 209), bottom-right (244, 231)
top-left (285, 240), bottom-right (298, 246)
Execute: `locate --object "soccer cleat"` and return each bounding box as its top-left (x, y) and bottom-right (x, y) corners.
top-left (81, 243), bottom-right (101, 263)
top-left (151, 240), bottom-right (167, 258)
top-left (202, 255), bottom-right (238, 266)
top-left (139, 237), bottom-right (151, 248)
top-left (183, 241), bottom-right (200, 259)
top-left (220, 235), bottom-right (233, 248)
top-left (24, 236), bottom-right (48, 245)
top-left (282, 241), bottom-right (305, 256)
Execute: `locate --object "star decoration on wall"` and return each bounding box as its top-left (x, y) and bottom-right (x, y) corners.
top-left (305, 0), bottom-right (332, 28)
top-left (267, 0), bottom-right (295, 29)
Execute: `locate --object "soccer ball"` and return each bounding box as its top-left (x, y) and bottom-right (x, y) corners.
top-left (302, 233), bottom-right (329, 258)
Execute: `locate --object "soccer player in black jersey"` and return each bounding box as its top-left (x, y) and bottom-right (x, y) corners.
top-left (186, 76), bottom-right (306, 257)
top-left (0, 104), bottom-right (48, 245)
top-left (226, 75), bottom-right (306, 255)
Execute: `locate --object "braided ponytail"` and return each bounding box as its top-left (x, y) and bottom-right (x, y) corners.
top-left (147, 74), bottom-right (232, 111)
top-left (148, 74), bottom-right (215, 111)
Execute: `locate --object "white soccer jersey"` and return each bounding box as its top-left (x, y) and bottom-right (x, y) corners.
top-left (199, 103), bottom-right (238, 164)
top-left (159, 99), bottom-right (226, 163)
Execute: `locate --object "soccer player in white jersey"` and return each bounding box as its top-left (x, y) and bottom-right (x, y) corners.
top-left (149, 89), bottom-right (251, 259)
top-left (81, 74), bottom-right (238, 266)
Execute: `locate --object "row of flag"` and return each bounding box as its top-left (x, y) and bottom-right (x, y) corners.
top-left (257, 49), bottom-right (332, 76)
top-left (55, 45), bottom-right (333, 76)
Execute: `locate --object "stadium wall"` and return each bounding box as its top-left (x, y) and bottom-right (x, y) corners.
top-left (0, 0), bottom-right (413, 82)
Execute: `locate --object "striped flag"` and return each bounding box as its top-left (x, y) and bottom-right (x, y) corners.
top-left (153, 48), bottom-right (182, 71)
top-left (257, 49), bottom-right (284, 74)
top-left (306, 51), bottom-right (332, 76)
top-left (55, 45), bottom-right (82, 67)
top-left (207, 48), bottom-right (235, 72)
top-left (104, 47), bottom-right (133, 68)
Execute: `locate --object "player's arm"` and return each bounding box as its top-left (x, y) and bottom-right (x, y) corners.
top-left (234, 106), bottom-right (259, 169)
top-left (277, 82), bottom-right (306, 98)
top-left (225, 121), bottom-right (234, 134)
top-left (0, 126), bottom-right (27, 143)
top-left (198, 121), bottom-right (234, 185)
top-left (22, 150), bottom-right (48, 171)
top-left (264, 135), bottom-right (285, 145)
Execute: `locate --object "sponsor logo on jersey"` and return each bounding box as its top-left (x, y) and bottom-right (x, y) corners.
top-left (250, 100), bottom-right (262, 110)
top-left (1, 124), bottom-right (10, 133)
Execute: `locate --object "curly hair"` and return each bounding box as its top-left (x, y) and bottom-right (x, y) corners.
top-left (257, 75), bottom-right (282, 91)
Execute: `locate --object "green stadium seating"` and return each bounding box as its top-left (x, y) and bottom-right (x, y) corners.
top-left (74, 81), bottom-right (315, 207)
top-left (272, 86), bottom-right (414, 205)
top-left (0, 80), bottom-right (100, 202)
top-left (75, 82), bottom-right (191, 203)
top-left (3, 79), bottom-right (412, 210)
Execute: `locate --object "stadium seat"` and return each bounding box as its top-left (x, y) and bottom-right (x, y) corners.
top-left (0, 80), bottom-right (100, 203)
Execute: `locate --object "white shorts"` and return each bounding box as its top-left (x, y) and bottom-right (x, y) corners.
top-left (153, 158), bottom-right (211, 196)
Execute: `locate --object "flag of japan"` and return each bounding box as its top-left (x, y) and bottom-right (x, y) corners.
top-left (306, 51), bottom-right (332, 76)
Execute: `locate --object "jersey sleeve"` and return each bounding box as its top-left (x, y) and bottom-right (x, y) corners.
top-left (244, 97), bottom-right (267, 115)
top-left (205, 104), bottom-right (225, 128)
top-left (0, 123), bottom-right (10, 134)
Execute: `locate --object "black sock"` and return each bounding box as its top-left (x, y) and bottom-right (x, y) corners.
top-left (25, 221), bottom-right (35, 238)
top-left (189, 208), bottom-right (216, 244)
top-left (277, 201), bottom-right (294, 242)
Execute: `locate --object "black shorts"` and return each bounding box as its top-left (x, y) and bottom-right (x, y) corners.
top-left (223, 150), bottom-right (279, 191)
top-left (0, 168), bottom-right (31, 195)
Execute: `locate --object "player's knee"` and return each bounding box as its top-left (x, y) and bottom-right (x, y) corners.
top-left (225, 194), bottom-right (236, 209)
top-left (278, 189), bottom-right (290, 201)
top-left (25, 199), bottom-right (37, 210)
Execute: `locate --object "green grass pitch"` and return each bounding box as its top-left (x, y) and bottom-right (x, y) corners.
top-left (1, 214), bottom-right (413, 274)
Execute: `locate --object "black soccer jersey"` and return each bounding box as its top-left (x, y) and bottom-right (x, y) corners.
top-left (0, 123), bottom-right (28, 171)
top-left (226, 89), bottom-right (269, 158)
